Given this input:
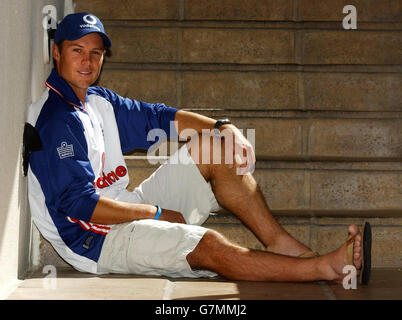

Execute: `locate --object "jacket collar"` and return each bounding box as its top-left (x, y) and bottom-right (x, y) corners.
top-left (45, 68), bottom-right (87, 110)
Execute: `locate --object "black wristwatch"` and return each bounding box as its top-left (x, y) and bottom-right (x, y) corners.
top-left (213, 118), bottom-right (231, 138)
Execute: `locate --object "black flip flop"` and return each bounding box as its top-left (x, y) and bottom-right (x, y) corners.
top-left (359, 221), bottom-right (372, 285)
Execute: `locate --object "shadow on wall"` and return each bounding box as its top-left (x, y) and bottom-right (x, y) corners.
top-left (0, 0), bottom-right (67, 283)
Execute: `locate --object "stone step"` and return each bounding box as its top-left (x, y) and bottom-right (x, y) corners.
top-left (98, 69), bottom-right (402, 111)
top-left (38, 215), bottom-right (402, 269)
top-left (101, 20), bottom-right (402, 31)
top-left (126, 159), bottom-right (402, 216)
top-left (121, 110), bottom-right (402, 161)
top-left (76, 0), bottom-right (402, 22)
top-left (100, 25), bottom-right (401, 65)
top-left (204, 214), bottom-right (402, 268)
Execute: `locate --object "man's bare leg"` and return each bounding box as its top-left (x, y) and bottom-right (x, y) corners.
top-left (187, 225), bottom-right (362, 282)
top-left (188, 135), bottom-right (311, 257)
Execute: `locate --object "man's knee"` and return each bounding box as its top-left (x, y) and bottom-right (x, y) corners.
top-left (188, 133), bottom-right (232, 182)
top-left (188, 133), bottom-right (230, 166)
top-left (186, 229), bottom-right (228, 270)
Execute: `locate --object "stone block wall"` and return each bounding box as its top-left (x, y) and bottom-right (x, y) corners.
top-left (37, 0), bottom-right (402, 268)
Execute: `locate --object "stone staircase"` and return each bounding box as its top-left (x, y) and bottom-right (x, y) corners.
top-left (38, 0), bottom-right (402, 271)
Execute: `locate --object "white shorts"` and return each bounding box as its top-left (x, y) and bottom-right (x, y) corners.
top-left (97, 145), bottom-right (220, 278)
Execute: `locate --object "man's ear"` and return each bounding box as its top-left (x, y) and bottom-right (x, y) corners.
top-left (52, 43), bottom-right (60, 61)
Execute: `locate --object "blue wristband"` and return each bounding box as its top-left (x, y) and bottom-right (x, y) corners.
top-left (154, 205), bottom-right (162, 220)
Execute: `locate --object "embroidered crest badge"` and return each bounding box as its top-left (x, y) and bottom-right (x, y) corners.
top-left (57, 141), bottom-right (74, 159)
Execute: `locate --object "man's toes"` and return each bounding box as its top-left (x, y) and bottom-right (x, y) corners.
top-left (353, 240), bottom-right (362, 269)
top-left (354, 252), bottom-right (362, 269)
top-left (354, 240), bottom-right (361, 253)
top-left (354, 252), bottom-right (360, 258)
top-left (348, 224), bottom-right (360, 236)
top-left (354, 239), bottom-right (361, 248)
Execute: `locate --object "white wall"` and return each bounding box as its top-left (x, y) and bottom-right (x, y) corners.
top-left (0, 0), bottom-right (68, 299)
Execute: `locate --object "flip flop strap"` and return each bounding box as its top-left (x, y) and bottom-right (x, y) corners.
top-left (298, 251), bottom-right (320, 258)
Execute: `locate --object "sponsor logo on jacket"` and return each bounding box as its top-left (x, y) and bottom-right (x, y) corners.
top-left (94, 165), bottom-right (127, 189)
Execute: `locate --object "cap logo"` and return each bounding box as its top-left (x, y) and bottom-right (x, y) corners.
top-left (83, 15), bottom-right (97, 25)
top-left (80, 14), bottom-right (101, 32)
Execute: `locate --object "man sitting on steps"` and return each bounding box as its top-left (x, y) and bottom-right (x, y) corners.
top-left (25, 12), bottom-right (370, 284)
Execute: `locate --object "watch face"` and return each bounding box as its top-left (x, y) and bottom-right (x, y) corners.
top-left (216, 119), bottom-right (230, 126)
top-left (214, 119), bottom-right (231, 135)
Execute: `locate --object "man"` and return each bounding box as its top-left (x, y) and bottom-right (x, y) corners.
top-left (26, 12), bottom-right (370, 283)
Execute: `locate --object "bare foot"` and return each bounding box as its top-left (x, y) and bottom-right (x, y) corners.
top-left (321, 224), bottom-right (363, 282)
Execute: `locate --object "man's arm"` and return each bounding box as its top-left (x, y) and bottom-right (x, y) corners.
top-left (174, 110), bottom-right (217, 135)
top-left (90, 196), bottom-right (186, 225)
top-left (90, 110), bottom-right (254, 226)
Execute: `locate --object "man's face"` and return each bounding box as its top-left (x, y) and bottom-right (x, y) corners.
top-left (53, 33), bottom-right (105, 100)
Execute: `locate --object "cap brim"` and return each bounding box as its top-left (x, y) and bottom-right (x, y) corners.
top-left (99, 33), bottom-right (112, 48)
top-left (86, 31), bottom-right (112, 48)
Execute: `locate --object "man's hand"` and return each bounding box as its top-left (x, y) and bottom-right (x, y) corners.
top-left (158, 208), bottom-right (186, 224)
top-left (174, 110), bottom-right (256, 175)
top-left (221, 124), bottom-right (256, 175)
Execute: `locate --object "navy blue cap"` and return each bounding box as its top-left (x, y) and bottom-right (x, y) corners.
top-left (54, 12), bottom-right (111, 48)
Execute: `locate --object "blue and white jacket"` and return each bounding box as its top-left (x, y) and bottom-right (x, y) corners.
top-left (27, 69), bottom-right (178, 273)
